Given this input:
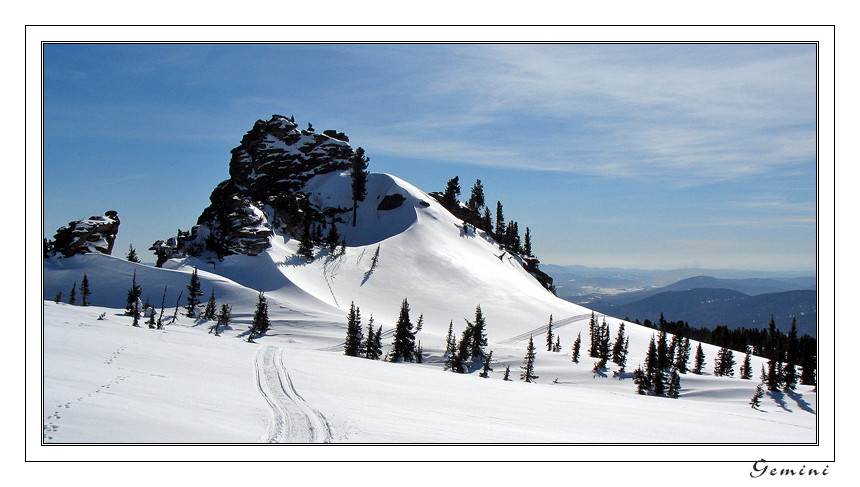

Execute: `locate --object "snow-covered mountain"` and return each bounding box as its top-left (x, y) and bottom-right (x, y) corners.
top-left (41, 115), bottom-right (817, 446)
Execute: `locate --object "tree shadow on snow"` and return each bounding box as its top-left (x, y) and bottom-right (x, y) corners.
top-left (786, 389), bottom-right (816, 414)
top-left (767, 391), bottom-right (792, 412)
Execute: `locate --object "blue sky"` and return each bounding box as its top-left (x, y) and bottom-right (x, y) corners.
top-left (42, 43), bottom-right (817, 272)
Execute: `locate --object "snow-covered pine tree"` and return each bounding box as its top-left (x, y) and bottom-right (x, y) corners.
top-left (644, 335), bottom-right (658, 381)
top-left (692, 343), bottom-right (705, 374)
top-left (674, 337), bottom-right (691, 373)
top-left (68, 281), bottom-right (77, 305)
top-left (599, 318), bottom-right (611, 362)
top-left (157, 286), bottom-right (167, 330)
top-left (127, 244), bottom-right (140, 263)
top-left (469, 305), bottom-right (488, 361)
top-left (783, 317), bottom-right (799, 390)
top-left (212, 303), bottom-right (231, 336)
top-left (633, 366), bottom-right (650, 395)
top-left (146, 307), bottom-right (156, 329)
top-left (714, 347), bottom-right (735, 377)
top-left (54, 291), bottom-right (62, 304)
top-left (667, 370), bottom-right (681, 398)
top-left (611, 322), bottom-right (627, 365)
top-left (185, 267), bottom-right (203, 318)
top-left (441, 176), bottom-right (461, 212)
top-left (80, 274), bottom-right (91, 306)
top-left (478, 351), bottom-right (494, 378)
top-left (750, 383), bottom-right (765, 409)
top-left (502, 365), bottom-right (511, 381)
top-left (588, 312), bottom-right (598, 357)
top-left (443, 320), bottom-right (456, 369)
top-left (125, 270), bottom-right (142, 316)
top-left (344, 302), bottom-right (364, 357)
top-left (494, 201), bottom-right (505, 243)
top-left (326, 217), bottom-right (341, 252)
top-left (389, 298), bottom-right (416, 362)
top-left (740, 350), bottom-right (753, 380)
top-left (545, 314), bottom-right (554, 352)
top-left (203, 290), bottom-right (217, 320)
top-left (571, 332), bottom-right (581, 363)
top-left (523, 227), bottom-right (532, 257)
top-left (657, 329), bottom-right (670, 370)
top-left (766, 315), bottom-right (781, 391)
top-left (350, 147), bottom-right (369, 227)
top-left (249, 291), bottom-right (270, 341)
top-left (297, 219), bottom-right (316, 261)
top-left (520, 335), bottom-right (538, 383)
top-left (554, 336), bottom-right (561, 353)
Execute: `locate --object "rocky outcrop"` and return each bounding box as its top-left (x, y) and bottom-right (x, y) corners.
top-left (151, 115), bottom-right (356, 266)
top-left (377, 193), bottom-right (406, 211)
top-left (46, 211), bottom-right (120, 258)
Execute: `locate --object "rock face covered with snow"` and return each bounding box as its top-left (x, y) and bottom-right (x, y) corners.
top-left (47, 211), bottom-right (120, 258)
top-left (151, 115), bottom-right (355, 266)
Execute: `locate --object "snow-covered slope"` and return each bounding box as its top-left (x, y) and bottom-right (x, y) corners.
top-left (41, 170), bottom-right (817, 446)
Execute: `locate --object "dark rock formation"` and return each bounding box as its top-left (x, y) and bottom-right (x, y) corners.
top-left (46, 211), bottom-right (120, 258)
top-left (377, 193), bottom-right (406, 211)
top-left (523, 256), bottom-right (554, 291)
top-left (151, 115), bottom-right (356, 266)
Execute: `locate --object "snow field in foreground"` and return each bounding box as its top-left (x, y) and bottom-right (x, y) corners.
top-left (42, 301), bottom-right (816, 445)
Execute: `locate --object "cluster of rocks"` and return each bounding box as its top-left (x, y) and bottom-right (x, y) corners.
top-left (150, 115), bottom-right (356, 267)
top-left (45, 211), bottom-right (121, 258)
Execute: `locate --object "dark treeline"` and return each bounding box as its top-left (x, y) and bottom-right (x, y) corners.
top-left (630, 312), bottom-right (816, 386)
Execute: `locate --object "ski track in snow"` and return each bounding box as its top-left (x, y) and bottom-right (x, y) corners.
top-left (499, 313), bottom-right (598, 344)
top-left (254, 345), bottom-right (332, 443)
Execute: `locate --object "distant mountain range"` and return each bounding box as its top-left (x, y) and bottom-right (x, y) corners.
top-left (547, 266), bottom-right (817, 337)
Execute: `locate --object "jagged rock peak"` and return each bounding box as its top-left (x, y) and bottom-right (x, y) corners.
top-left (46, 211), bottom-right (120, 258)
top-left (151, 115), bottom-right (357, 266)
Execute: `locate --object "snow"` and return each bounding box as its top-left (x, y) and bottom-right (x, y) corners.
top-left (38, 171), bottom-right (817, 456)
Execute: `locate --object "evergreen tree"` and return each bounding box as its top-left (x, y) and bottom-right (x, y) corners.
top-left (633, 366), bottom-right (650, 395)
top-left (170, 291), bottom-right (182, 324)
top-left (203, 290), bottom-right (217, 320)
top-left (469, 305), bottom-right (488, 361)
top-left (185, 267), bottom-right (203, 318)
top-left (692, 343), bottom-right (705, 374)
top-left (644, 335), bottom-right (658, 381)
top-left (656, 329), bottom-right (669, 370)
top-left (494, 201), bottom-right (505, 242)
top-left (554, 336), bottom-right (561, 353)
top-left (146, 307), bottom-right (156, 329)
top-left (390, 298), bottom-right (416, 362)
top-left (350, 147), bottom-right (369, 227)
top-left (478, 351), bottom-right (494, 378)
top-left (740, 350), bottom-right (753, 380)
top-left (325, 217), bottom-right (341, 252)
top-left (667, 370), bottom-right (681, 398)
top-left (415, 313), bottom-right (423, 333)
top-left (480, 207), bottom-right (493, 234)
top-left (523, 227), bottom-right (532, 257)
top-left (156, 286), bottom-right (167, 330)
top-left (545, 314), bottom-right (554, 352)
top-left (750, 383), bottom-right (765, 409)
top-left (520, 335), bottom-right (538, 383)
top-left (467, 179), bottom-right (485, 222)
top-left (297, 221), bottom-right (315, 261)
top-left (125, 270), bottom-right (142, 316)
top-left (344, 302), bottom-right (364, 357)
top-left (54, 291), bottom-right (62, 304)
top-left (598, 319), bottom-right (611, 362)
top-left (588, 312), bottom-right (598, 358)
top-left (68, 281), bottom-right (77, 305)
top-left (127, 244), bottom-right (140, 263)
top-left (783, 317), bottom-right (799, 390)
top-left (674, 337), bottom-right (691, 374)
top-left (800, 336), bottom-right (816, 386)
top-left (618, 337), bottom-right (629, 371)
top-left (441, 176), bottom-right (461, 212)
top-left (415, 341), bottom-right (423, 364)
top-left (451, 324), bottom-right (472, 373)
top-left (571, 332), bottom-right (581, 363)
top-left (80, 274), bottom-right (91, 306)
top-left (502, 365), bottom-right (511, 381)
top-left (249, 291), bottom-right (270, 341)
top-left (443, 321), bottom-right (456, 366)
top-left (364, 319), bottom-right (382, 360)
top-left (611, 322), bottom-right (627, 365)
top-left (714, 347), bottom-right (735, 377)
top-left (766, 316), bottom-right (781, 391)
top-left (212, 303), bottom-right (231, 336)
